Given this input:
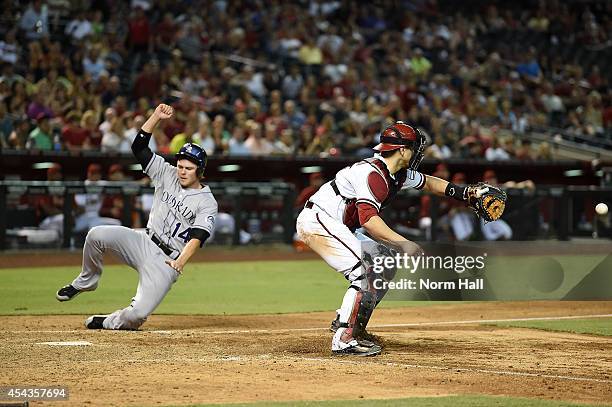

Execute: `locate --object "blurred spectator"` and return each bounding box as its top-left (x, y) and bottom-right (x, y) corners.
top-left (125, 114), bottom-right (155, 149)
top-left (298, 37), bottom-right (323, 66)
top-left (535, 141), bottom-right (553, 160)
top-left (8, 118), bottom-right (30, 149)
top-left (0, 29), bottom-right (19, 65)
top-left (0, 101), bottom-right (12, 148)
top-left (427, 135), bottom-right (452, 160)
top-left (295, 172), bottom-right (325, 208)
top-left (26, 92), bottom-right (53, 121)
top-left (193, 120), bottom-right (215, 155)
top-left (65, 10), bottom-right (93, 42)
top-left (516, 48), bottom-right (542, 83)
top-left (82, 109), bottom-right (103, 148)
top-left (26, 113), bottom-right (53, 150)
top-left (281, 65), bottom-right (304, 100)
top-left (101, 116), bottom-right (129, 152)
top-left (133, 61), bottom-right (161, 100)
top-left (19, 0), bottom-right (49, 40)
top-left (445, 172), bottom-right (478, 241)
top-left (244, 120), bottom-right (273, 156)
top-left (62, 111), bottom-right (90, 151)
top-left (73, 163), bottom-right (121, 234)
top-left (37, 163), bottom-right (65, 240)
top-left (83, 46), bottom-right (106, 81)
top-left (228, 126), bottom-right (249, 156)
top-left (127, 5), bottom-right (152, 54)
top-left (515, 139), bottom-right (534, 161)
top-left (282, 100), bottom-right (306, 131)
top-left (99, 164), bottom-right (142, 228)
top-left (169, 121), bottom-right (199, 153)
top-left (410, 48), bottom-right (432, 78)
top-left (485, 136), bottom-right (511, 161)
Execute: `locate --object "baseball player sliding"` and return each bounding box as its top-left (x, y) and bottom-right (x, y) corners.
top-left (296, 121), bottom-right (505, 356)
top-left (56, 104), bottom-right (218, 330)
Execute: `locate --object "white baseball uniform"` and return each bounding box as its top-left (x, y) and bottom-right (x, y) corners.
top-left (296, 154), bottom-right (425, 350)
top-left (70, 152), bottom-right (217, 329)
top-left (297, 155), bottom-right (424, 280)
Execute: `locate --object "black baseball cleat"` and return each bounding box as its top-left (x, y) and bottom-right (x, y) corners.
top-left (332, 341), bottom-right (382, 357)
top-left (85, 315), bottom-right (107, 329)
top-left (56, 285), bottom-right (81, 302)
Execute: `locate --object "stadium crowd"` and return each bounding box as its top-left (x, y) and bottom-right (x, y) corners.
top-left (0, 0), bottom-right (610, 161)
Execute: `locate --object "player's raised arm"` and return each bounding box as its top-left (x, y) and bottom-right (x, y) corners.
top-left (131, 104), bottom-right (174, 168)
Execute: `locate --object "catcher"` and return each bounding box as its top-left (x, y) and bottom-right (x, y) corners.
top-left (296, 121), bottom-right (506, 356)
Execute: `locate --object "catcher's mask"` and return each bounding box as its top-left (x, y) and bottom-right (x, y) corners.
top-left (374, 121), bottom-right (427, 170)
top-left (176, 142), bottom-right (207, 178)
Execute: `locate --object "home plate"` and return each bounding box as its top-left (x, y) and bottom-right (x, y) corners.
top-left (37, 341), bottom-right (93, 346)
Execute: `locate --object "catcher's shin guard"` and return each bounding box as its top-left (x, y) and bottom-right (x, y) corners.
top-left (337, 285), bottom-right (377, 341)
top-left (354, 289), bottom-right (375, 338)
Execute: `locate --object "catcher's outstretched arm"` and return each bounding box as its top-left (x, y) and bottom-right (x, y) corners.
top-left (422, 175), bottom-right (451, 196)
top-left (422, 175), bottom-right (489, 201)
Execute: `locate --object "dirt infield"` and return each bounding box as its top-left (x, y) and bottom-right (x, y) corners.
top-left (1, 301), bottom-right (611, 406)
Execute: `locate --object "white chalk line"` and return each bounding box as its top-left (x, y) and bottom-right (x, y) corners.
top-left (76, 354), bottom-right (612, 385)
top-left (3, 313), bottom-right (611, 335)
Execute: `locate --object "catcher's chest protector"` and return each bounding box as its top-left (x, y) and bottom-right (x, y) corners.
top-left (362, 158), bottom-right (407, 209)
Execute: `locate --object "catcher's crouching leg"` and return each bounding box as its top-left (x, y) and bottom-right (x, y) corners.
top-left (332, 283), bottom-right (381, 356)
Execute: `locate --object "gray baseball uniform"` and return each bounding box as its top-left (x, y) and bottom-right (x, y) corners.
top-left (70, 152), bottom-right (217, 330)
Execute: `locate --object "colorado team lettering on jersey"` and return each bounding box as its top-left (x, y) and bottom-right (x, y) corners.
top-left (307, 154), bottom-right (425, 231)
top-left (145, 154), bottom-right (217, 251)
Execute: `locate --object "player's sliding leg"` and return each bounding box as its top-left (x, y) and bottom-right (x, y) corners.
top-left (98, 257), bottom-right (178, 330)
top-left (72, 226), bottom-right (178, 330)
top-left (57, 225), bottom-right (144, 301)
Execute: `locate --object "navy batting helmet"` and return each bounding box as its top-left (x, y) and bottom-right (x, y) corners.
top-left (176, 143), bottom-right (207, 176)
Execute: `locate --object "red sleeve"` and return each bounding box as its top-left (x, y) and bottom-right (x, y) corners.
top-left (358, 202), bottom-right (379, 225)
top-left (367, 171), bottom-right (388, 203)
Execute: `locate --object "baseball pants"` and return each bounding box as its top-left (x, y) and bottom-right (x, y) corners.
top-left (71, 225), bottom-right (179, 329)
top-left (296, 207), bottom-right (369, 286)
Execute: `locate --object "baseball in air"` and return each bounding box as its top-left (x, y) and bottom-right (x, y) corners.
top-left (595, 203), bottom-right (608, 216)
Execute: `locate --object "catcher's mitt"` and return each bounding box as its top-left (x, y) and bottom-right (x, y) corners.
top-left (466, 182), bottom-right (507, 222)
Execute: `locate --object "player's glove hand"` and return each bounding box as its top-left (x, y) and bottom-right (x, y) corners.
top-left (465, 182), bottom-right (507, 223)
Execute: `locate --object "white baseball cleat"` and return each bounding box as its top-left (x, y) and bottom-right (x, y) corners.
top-left (332, 339), bottom-right (382, 356)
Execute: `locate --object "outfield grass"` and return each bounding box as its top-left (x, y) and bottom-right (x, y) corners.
top-left (0, 260), bottom-right (337, 315)
top-left (175, 395), bottom-right (609, 407)
top-left (493, 318), bottom-right (612, 336)
top-left (0, 260), bottom-right (431, 315)
top-left (0, 252), bottom-right (609, 316)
